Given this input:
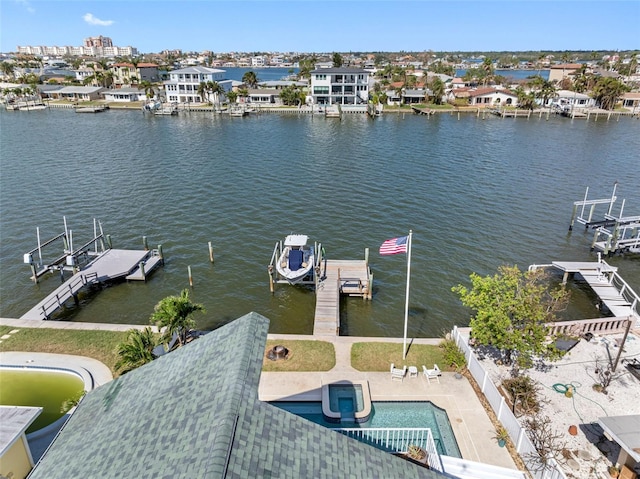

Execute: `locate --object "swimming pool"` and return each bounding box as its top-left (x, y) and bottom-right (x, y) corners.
top-left (271, 400), bottom-right (461, 457)
top-left (0, 367), bottom-right (85, 434)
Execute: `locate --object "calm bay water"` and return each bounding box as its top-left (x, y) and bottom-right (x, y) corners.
top-left (1, 108), bottom-right (638, 336)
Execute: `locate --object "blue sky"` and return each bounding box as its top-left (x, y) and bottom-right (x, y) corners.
top-left (1, 0), bottom-right (639, 54)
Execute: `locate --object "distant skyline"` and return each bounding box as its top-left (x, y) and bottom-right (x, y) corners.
top-left (1, 1), bottom-right (639, 54)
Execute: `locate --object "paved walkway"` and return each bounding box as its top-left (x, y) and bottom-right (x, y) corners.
top-left (1, 318), bottom-right (520, 471)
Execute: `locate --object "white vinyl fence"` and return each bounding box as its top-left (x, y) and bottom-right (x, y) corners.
top-left (452, 326), bottom-right (567, 479)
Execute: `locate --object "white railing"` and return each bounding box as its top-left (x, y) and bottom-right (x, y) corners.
top-left (452, 326), bottom-right (568, 479)
top-left (336, 427), bottom-right (443, 472)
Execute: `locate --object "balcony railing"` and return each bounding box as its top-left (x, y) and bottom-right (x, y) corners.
top-left (335, 427), bottom-right (443, 472)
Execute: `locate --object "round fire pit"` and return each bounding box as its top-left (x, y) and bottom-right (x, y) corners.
top-left (267, 345), bottom-right (289, 361)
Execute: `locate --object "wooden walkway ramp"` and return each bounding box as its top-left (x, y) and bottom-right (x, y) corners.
top-left (313, 259), bottom-right (371, 336)
top-left (21, 249), bottom-right (161, 320)
top-left (548, 261), bottom-right (640, 326)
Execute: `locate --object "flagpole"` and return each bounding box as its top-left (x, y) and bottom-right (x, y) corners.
top-left (402, 230), bottom-right (412, 360)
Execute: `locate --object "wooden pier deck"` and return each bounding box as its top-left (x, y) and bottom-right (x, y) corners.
top-left (21, 249), bottom-right (160, 320)
top-left (313, 259), bottom-right (371, 336)
top-left (411, 106), bottom-right (434, 116)
top-left (547, 261), bottom-right (639, 326)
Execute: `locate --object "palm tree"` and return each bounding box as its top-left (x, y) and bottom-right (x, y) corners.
top-left (241, 70), bottom-right (259, 88)
top-left (139, 80), bottom-right (155, 99)
top-left (0, 61), bottom-right (15, 80)
top-left (150, 289), bottom-right (205, 347)
top-left (591, 76), bottom-right (630, 110)
top-left (114, 327), bottom-right (159, 375)
top-left (428, 77), bottom-right (445, 105)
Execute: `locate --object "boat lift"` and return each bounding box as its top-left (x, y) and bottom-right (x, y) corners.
top-left (568, 184), bottom-right (640, 255)
top-left (23, 217), bottom-right (109, 283)
top-left (267, 239), bottom-right (325, 292)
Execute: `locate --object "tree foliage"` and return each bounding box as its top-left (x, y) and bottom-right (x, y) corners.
top-left (332, 52), bottom-right (344, 68)
top-left (114, 327), bottom-right (159, 375)
top-left (591, 76), bottom-right (630, 110)
top-left (242, 70), bottom-right (259, 88)
top-left (452, 265), bottom-right (570, 368)
top-left (150, 289), bottom-right (205, 347)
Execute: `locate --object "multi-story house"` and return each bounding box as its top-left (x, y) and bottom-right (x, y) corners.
top-left (310, 67), bottom-right (370, 105)
top-left (163, 66), bottom-right (233, 104)
top-left (110, 63), bottom-right (160, 87)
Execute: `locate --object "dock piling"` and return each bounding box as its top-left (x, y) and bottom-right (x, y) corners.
top-left (188, 265), bottom-right (193, 287)
top-left (208, 241), bottom-right (214, 263)
top-left (143, 236), bottom-right (149, 251)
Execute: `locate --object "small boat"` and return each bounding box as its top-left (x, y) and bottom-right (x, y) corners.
top-left (275, 234), bottom-right (315, 284)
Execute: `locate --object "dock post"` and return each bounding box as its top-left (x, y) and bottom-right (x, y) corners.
top-left (591, 230), bottom-right (599, 250)
top-left (139, 261), bottom-right (146, 281)
top-left (30, 264), bottom-right (38, 284)
top-left (367, 272), bottom-right (373, 300)
top-left (268, 266), bottom-right (275, 293)
top-left (587, 204), bottom-right (596, 225)
top-left (208, 241), bottom-right (214, 263)
top-left (188, 265), bottom-right (193, 287)
top-left (364, 247), bottom-right (369, 264)
top-left (106, 235), bottom-right (112, 249)
top-left (562, 271), bottom-right (569, 286)
top-left (143, 236), bottom-right (149, 251)
top-left (569, 204), bottom-right (578, 231)
top-left (158, 244), bottom-right (164, 265)
top-left (457, 111), bottom-right (460, 120)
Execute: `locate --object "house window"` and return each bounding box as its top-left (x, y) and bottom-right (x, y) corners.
top-left (314, 86), bottom-right (329, 94)
top-left (315, 74), bottom-right (326, 80)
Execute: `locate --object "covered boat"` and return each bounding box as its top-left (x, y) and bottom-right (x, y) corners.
top-left (275, 234), bottom-right (315, 284)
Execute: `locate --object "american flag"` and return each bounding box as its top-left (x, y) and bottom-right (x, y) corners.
top-left (379, 236), bottom-right (408, 255)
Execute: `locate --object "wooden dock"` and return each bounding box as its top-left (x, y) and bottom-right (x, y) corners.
top-left (533, 261), bottom-right (640, 327)
top-left (490, 108), bottom-right (532, 118)
top-left (21, 248), bottom-right (162, 320)
top-left (411, 106), bottom-right (434, 116)
top-left (313, 259), bottom-right (371, 336)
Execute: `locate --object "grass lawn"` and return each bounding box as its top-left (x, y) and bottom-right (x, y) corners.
top-left (262, 339), bottom-right (335, 372)
top-left (351, 342), bottom-right (448, 372)
top-left (0, 325), bottom-right (128, 374)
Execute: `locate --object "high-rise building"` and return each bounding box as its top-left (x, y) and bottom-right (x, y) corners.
top-left (84, 36), bottom-right (113, 48)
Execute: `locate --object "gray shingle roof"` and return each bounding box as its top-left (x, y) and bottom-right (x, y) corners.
top-left (29, 312), bottom-right (443, 479)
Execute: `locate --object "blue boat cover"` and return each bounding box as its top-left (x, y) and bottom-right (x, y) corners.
top-left (288, 249), bottom-right (304, 270)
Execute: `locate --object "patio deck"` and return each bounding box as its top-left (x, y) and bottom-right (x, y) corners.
top-left (259, 335), bottom-right (520, 471)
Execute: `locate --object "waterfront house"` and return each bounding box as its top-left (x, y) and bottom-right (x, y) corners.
top-left (552, 89), bottom-right (596, 110)
top-left (102, 87), bottom-right (146, 103)
top-left (468, 87), bottom-right (519, 106)
top-left (621, 92), bottom-right (640, 112)
top-left (110, 63), bottom-right (160, 87)
top-left (310, 67), bottom-right (370, 106)
top-left (47, 86), bottom-right (104, 102)
top-left (163, 66), bottom-right (233, 104)
top-left (548, 63), bottom-right (583, 84)
top-left (27, 313), bottom-right (442, 479)
top-left (247, 88), bottom-right (280, 105)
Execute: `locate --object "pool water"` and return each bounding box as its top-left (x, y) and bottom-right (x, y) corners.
top-left (0, 367), bottom-right (85, 433)
top-left (271, 400), bottom-right (461, 457)
top-left (329, 384), bottom-right (364, 413)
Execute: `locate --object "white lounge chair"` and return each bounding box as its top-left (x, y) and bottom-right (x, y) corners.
top-left (390, 363), bottom-right (407, 382)
top-left (422, 364), bottom-right (441, 384)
